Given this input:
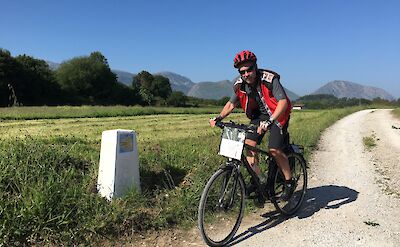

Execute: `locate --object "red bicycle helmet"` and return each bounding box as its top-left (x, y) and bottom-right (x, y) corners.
top-left (233, 50), bottom-right (257, 68)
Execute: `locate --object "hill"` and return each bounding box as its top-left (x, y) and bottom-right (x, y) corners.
top-left (45, 61), bottom-right (397, 101)
top-left (284, 88), bottom-right (300, 101)
top-left (154, 72), bottom-right (195, 94)
top-left (187, 80), bottom-right (232, 99)
top-left (112, 70), bottom-right (136, 85)
top-left (312, 80), bottom-right (394, 101)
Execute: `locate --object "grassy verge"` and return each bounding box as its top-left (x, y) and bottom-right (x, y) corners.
top-left (0, 106), bottom-right (362, 245)
top-left (0, 105), bottom-right (223, 120)
top-left (392, 108), bottom-right (400, 119)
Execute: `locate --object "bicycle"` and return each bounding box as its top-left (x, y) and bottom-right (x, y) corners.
top-left (198, 121), bottom-right (307, 247)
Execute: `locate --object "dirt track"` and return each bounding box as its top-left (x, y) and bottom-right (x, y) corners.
top-left (132, 109), bottom-right (400, 247)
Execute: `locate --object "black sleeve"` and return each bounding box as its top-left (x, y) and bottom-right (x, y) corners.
top-left (229, 93), bottom-right (239, 104)
top-left (272, 77), bottom-right (286, 101)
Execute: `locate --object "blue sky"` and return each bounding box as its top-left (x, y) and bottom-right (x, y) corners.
top-left (1, 0), bottom-right (399, 97)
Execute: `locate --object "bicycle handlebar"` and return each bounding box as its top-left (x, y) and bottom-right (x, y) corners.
top-left (215, 121), bottom-right (257, 133)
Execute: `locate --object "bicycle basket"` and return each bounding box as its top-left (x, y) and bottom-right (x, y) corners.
top-left (218, 126), bottom-right (246, 160)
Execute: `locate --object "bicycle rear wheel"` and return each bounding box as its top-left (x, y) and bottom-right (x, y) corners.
top-left (198, 166), bottom-right (245, 247)
top-left (270, 152), bottom-right (307, 215)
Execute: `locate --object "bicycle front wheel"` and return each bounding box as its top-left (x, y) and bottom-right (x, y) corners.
top-left (270, 152), bottom-right (307, 215)
top-left (198, 166), bottom-right (245, 247)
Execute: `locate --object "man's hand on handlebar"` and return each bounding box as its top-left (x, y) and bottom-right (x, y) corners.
top-left (257, 118), bottom-right (274, 134)
top-left (209, 115), bottom-right (223, 128)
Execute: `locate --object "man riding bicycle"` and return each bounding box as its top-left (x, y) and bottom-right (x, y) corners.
top-left (209, 50), bottom-right (295, 201)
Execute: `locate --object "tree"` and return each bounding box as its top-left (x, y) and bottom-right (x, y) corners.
top-left (0, 49), bottom-right (62, 106)
top-left (132, 71), bottom-right (172, 105)
top-left (0, 49), bottom-right (19, 106)
top-left (108, 82), bottom-right (141, 105)
top-left (56, 51), bottom-right (117, 104)
top-left (372, 97), bottom-right (389, 104)
top-left (14, 55), bottom-right (61, 105)
top-left (217, 96), bottom-right (230, 106)
top-left (139, 87), bottom-right (153, 105)
top-left (132, 71), bottom-right (153, 105)
top-left (133, 70), bottom-right (154, 90)
top-left (152, 75), bottom-right (172, 99)
top-left (167, 91), bottom-right (187, 107)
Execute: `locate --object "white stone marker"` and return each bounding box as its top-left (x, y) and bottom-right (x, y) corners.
top-left (97, 129), bottom-right (141, 200)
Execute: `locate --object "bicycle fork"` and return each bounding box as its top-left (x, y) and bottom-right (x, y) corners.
top-left (218, 163), bottom-right (240, 210)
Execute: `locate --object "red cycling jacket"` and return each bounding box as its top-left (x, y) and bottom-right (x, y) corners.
top-left (233, 69), bottom-right (292, 128)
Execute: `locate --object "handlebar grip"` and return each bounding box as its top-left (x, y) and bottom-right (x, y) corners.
top-left (215, 121), bottom-right (224, 128)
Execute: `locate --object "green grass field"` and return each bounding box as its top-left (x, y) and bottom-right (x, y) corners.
top-left (0, 106), bottom-right (362, 245)
top-left (0, 105), bottom-right (222, 120)
top-left (392, 108), bottom-right (400, 119)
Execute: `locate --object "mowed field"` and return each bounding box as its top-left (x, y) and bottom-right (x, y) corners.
top-left (0, 106), bottom-right (363, 245)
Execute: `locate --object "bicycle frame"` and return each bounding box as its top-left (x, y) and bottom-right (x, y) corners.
top-left (215, 120), bottom-right (302, 202)
top-left (222, 143), bottom-right (273, 201)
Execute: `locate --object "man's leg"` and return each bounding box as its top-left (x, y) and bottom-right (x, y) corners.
top-left (244, 139), bottom-right (266, 206)
top-left (270, 148), bottom-right (295, 200)
top-left (269, 148), bottom-right (291, 180)
top-left (268, 123), bottom-right (295, 200)
top-left (245, 139), bottom-right (261, 176)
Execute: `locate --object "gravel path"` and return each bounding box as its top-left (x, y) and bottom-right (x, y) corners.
top-left (133, 109), bottom-right (400, 247)
top-left (221, 109), bottom-right (400, 247)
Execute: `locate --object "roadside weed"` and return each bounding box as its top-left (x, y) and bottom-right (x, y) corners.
top-left (363, 134), bottom-right (377, 151)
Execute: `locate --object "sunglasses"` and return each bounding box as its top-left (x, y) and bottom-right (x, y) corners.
top-left (238, 64), bottom-right (256, 75)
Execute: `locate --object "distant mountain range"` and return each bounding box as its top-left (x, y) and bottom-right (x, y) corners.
top-left (154, 72), bottom-right (300, 101)
top-left (312, 80), bottom-right (394, 101)
top-left (47, 61), bottom-right (395, 101)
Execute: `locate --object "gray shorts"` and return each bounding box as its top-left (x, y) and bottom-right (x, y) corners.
top-left (246, 118), bottom-right (289, 150)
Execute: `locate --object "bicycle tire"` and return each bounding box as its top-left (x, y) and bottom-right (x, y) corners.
top-left (269, 152), bottom-right (307, 215)
top-left (198, 166), bottom-right (245, 247)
